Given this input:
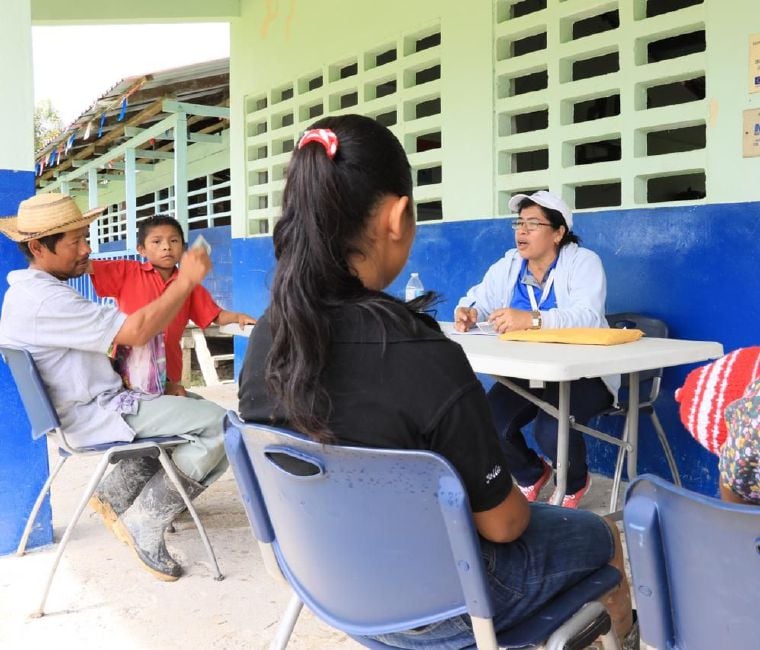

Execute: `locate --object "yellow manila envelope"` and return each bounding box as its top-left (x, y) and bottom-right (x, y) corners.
top-left (499, 328), bottom-right (644, 345)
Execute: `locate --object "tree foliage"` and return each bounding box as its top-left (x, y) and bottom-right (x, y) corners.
top-left (34, 99), bottom-right (64, 153)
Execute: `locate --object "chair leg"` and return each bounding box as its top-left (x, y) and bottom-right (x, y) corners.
top-left (270, 592), bottom-right (304, 650)
top-left (470, 616), bottom-right (499, 650)
top-left (259, 541), bottom-right (288, 585)
top-left (544, 601), bottom-right (621, 650)
top-left (650, 410), bottom-right (681, 487)
top-left (609, 421), bottom-right (628, 513)
top-left (157, 450), bottom-right (224, 581)
top-left (16, 455), bottom-right (68, 556)
top-left (598, 630), bottom-right (622, 650)
top-left (32, 453), bottom-right (112, 617)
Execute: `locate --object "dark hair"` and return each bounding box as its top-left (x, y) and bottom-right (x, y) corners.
top-left (137, 214), bottom-right (185, 247)
top-left (267, 114), bottom-right (428, 442)
top-left (17, 231), bottom-right (66, 261)
top-left (517, 198), bottom-right (580, 247)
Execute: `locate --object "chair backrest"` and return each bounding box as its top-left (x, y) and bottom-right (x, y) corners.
top-left (0, 345), bottom-right (60, 439)
top-left (224, 412), bottom-right (493, 637)
top-left (624, 474), bottom-right (760, 650)
top-left (607, 312), bottom-right (668, 389)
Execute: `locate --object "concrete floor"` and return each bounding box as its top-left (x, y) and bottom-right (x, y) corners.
top-left (0, 383), bottom-right (640, 650)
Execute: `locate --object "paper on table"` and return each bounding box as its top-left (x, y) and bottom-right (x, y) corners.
top-left (448, 322), bottom-right (497, 336)
top-left (219, 323), bottom-right (254, 336)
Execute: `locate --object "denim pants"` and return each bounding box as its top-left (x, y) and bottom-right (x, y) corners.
top-left (124, 394), bottom-right (228, 486)
top-left (370, 504), bottom-right (615, 649)
top-left (488, 378), bottom-right (613, 494)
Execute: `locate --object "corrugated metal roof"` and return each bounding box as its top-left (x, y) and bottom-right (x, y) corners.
top-left (36, 58), bottom-right (229, 187)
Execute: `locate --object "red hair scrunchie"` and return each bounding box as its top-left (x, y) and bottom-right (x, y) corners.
top-left (297, 128), bottom-right (339, 159)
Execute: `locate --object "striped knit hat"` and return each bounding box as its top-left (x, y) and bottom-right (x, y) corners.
top-left (675, 347), bottom-right (760, 454)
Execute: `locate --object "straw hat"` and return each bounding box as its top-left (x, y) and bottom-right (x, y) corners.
top-left (0, 193), bottom-right (105, 242)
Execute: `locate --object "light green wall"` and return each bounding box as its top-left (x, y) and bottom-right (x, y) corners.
top-left (229, 0), bottom-right (497, 236)
top-left (704, 0), bottom-right (760, 202)
top-left (23, 0), bottom-right (760, 228)
top-left (1, 0), bottom-right (34, 171)
top-left (228, 0), bottom-right (760, 237)
top-left (31, 0), bottom-right (239, 24)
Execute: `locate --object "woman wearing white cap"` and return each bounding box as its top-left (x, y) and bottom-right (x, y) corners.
top-left (455, 190), bottom-right (618, 508)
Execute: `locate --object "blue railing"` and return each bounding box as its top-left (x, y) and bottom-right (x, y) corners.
top-left (69, 250), bottom-right (140, 305)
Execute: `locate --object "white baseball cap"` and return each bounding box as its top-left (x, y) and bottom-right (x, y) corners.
top-left (508, 190), bottom-right (573, 230)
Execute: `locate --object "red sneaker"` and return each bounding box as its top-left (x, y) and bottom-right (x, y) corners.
top-left (517, 459), bottom-right (552, 502)
top-left (556, 474), bottom-right (592, 509)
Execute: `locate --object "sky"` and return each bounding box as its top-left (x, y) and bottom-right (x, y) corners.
top-left (32, 23), bottom-right (230, 126)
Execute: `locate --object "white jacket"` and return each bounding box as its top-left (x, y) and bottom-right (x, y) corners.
top-left (456, 243), bottom-right (620, 399)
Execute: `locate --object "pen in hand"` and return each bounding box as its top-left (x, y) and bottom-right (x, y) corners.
top-left (454, 301), bottom-right (478, 332)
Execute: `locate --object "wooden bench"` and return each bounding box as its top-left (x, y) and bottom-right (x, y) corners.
top-left (180, 324), bottom-right (235, 386)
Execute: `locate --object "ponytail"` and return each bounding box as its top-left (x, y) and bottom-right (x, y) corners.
top-left (266, 114), bottom-right (429, 442)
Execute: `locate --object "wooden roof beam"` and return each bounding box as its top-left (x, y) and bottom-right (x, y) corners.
top-left (135, 150), bottom-right (174, 160)
top-left (162, 99), bottom-right (230, 119)
top-left (38, 97), bottom-right (166, 182)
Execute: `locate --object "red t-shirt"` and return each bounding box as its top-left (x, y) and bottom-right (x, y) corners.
top-left (91, 260), bottom-right (222, 383)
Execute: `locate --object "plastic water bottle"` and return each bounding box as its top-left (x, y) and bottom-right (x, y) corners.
top-left (405, 272), bottom-right (424, 301)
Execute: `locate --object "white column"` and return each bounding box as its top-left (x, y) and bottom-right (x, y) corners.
top-left (0, 0), bottom-right (54, 556)
top-left (173, 112), bottom-right (189, 239)
top-left (125, 147), bottom-right (137, 251)
top-left (0, 0), bottom-right (34, 174)
top-left (88, 167), bottom-right (100, 253)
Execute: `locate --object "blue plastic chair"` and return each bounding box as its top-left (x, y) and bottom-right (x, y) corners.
top-left (624, 474), bottom-right (760, 650)
top-left (0, 345), bottom-right (223, 617)
top-left (224, 412), bottom-right (623, 649)
top-left (601, 313), bottom-right (681, 512)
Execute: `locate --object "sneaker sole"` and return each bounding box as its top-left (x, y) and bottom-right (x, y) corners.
top-left (560, 475), bottom-right (593, 509)
top-left (518, 462), bottom-right (553, 502)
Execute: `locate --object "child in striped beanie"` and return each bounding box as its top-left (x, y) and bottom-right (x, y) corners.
top-left (675, 347), bottom-right (760, 454)
top-left (676, 347), bottom-right (760, 504)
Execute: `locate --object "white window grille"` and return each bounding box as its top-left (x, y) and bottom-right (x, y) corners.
top-left (94, 170), bottom-right (231, 250)
top-left (244, 25), bottom-right (443, 235)
top-left (494, 0), bottom-right (707, 212)
top-left (188, 170), bottom-right (232, 229)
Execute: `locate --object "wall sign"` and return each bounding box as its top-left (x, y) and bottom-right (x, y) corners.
top-left (750, 34), bottom-right (760, 93)
top-left (742, 109), bottom-right (760, 157)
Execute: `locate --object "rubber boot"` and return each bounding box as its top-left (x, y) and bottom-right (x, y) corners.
top-left (89, 456), bottom-right (161, 539)
top-left (112, 467), bottom-right (205, 581)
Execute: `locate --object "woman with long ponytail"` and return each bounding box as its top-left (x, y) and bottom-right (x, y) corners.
top-left (238, 114), bottom-right (636, 648)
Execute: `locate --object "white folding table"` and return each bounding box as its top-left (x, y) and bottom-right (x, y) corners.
top-left (441, 323), bottom-right (723, 506)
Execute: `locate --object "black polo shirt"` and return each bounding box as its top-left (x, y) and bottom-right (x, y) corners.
top-left (238, 302), bottom-right (512, 512)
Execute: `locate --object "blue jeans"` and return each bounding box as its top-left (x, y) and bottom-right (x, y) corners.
top-left (488, 378), bottom-right (613, 494)
top-left (369, 504), bottom-right (615, 649)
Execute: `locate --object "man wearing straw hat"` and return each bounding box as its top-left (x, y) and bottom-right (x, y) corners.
top-left (0, 193), bottom-right (228, 582)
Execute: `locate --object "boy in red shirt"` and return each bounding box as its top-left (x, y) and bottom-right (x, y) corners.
top-left (89, 215), bottom-right (256, 396)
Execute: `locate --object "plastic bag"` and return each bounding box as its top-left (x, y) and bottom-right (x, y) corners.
top-left (113, 333), bottom-right (167, 396)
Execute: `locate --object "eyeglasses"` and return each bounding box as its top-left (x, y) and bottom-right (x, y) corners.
top-left (511, 219), bottom-right (553, 232)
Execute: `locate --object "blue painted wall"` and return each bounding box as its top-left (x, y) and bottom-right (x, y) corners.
top-left (196, 225), bottom-right (233, 310)
top-left (230, 202), bottom-right (758, 496)
top-left (0, 169), bottom-right (53, 555)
